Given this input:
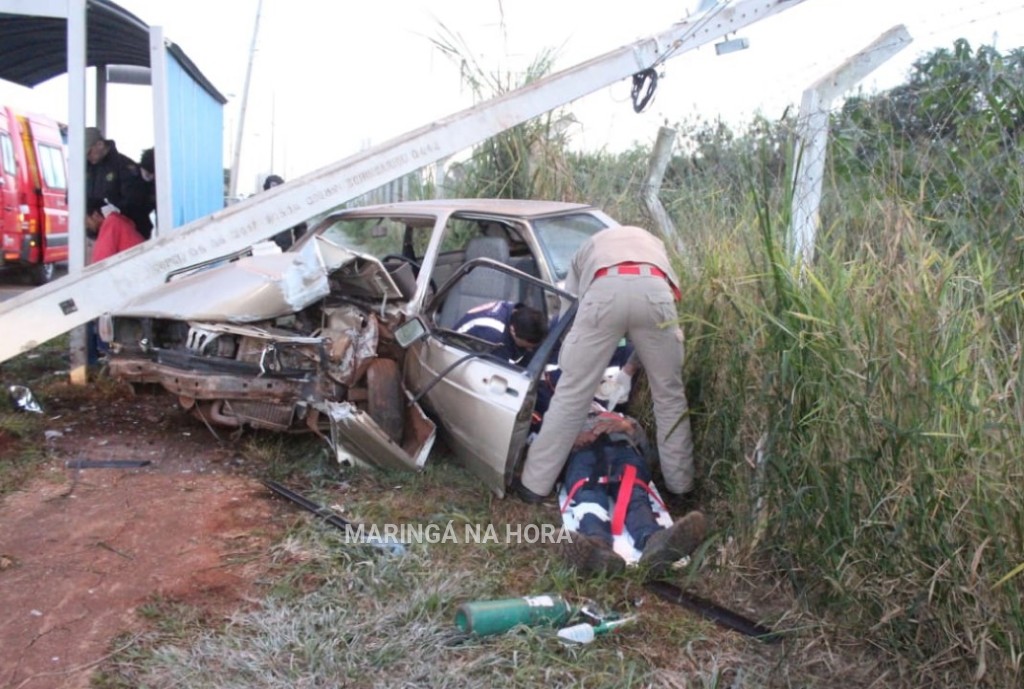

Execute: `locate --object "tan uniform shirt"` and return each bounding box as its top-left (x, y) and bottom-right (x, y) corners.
top-left (564, 225), bottom-right (680, 302)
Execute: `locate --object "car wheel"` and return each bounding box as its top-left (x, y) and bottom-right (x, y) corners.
top-left (30, 262), bottom-right (55, 285)
top-left (366, 358), bottom-right (404, 445)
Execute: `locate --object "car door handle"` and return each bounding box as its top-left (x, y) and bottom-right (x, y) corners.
top-left (484, 375), bottom-right (520, 398)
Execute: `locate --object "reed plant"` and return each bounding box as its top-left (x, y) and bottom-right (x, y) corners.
top-left (529, 40), bottom-right (1024, 684)
top-left (664, 48), bottom-right (1024, 682)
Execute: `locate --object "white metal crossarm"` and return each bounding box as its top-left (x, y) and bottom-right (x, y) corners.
top-left (0, 0), bottom-right (812, 364)
top-left (790, 24), bottom-right (912, 266)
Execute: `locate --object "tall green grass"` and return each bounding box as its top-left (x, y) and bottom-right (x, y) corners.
top-left (675, 185), bottom-right (1024, 685)
top-left (518, 42), bottom-right (1024, 684)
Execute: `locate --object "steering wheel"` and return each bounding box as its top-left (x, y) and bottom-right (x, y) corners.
top-left (381, 253), bottom-right (437, 296)
top-left (381, 253), bottom-right (422, 274)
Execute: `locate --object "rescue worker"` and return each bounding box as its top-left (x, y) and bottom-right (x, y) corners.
top-left (85, 127), bottom-right (153, 240)
top-left (515, 225), bottom-right (695, 504)
top-left (453, 300), bottom-right (548, 366)
top-left (559, 409), bottom-right (707, 576)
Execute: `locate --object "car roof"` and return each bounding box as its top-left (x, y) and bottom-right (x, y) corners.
top-left (336, 198), bottom-right (596, 218)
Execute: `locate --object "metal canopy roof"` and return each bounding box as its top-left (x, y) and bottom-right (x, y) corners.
top-left (0, 0), bottom-right (226, 103)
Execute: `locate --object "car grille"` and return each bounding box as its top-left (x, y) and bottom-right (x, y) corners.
top-left (223, 400), bottom-right (295, 431)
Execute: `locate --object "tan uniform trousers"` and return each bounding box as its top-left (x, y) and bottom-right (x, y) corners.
top-left (520, 272), bottom-right (695, 496)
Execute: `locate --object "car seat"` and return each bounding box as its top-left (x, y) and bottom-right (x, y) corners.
top-left (437, 236), bottom-right (518, 328)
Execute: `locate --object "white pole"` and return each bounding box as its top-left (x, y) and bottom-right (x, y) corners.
top-left (228, 0), bottom-right (263, 199)
top-left (0, 0), bottom-right (814, 364)
top-left (67, 0), bottom-right (88, 384)
top-left (790, 25), bottom-right (912, 266)
top-left (149, 26), bottom-right (174, 236)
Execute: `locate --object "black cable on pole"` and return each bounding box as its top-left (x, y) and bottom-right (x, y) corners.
top-left (631, 68), bottom-right (658, 113)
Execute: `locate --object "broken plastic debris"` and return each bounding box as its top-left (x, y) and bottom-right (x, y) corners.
top-left (44, 430), bottom-right (64, 441)
top-left (9, 385), bottom-right (43, 413)
top-left (362, 534), bottom-right (407, 556)
top-left (556, 616), bottom-right (637, 644)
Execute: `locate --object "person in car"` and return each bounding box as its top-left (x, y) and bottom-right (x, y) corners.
top-left (515, 225), bottom-right (695, 505)
top-left (453, 300), bottom-right (547, 366)
top-left (533, 337), bottom-right (637, 428)
top-left (559, 407), bottom-right (707, 576)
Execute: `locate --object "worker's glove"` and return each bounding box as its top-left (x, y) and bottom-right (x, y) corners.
top-left (101, 199), bottom-right (120, 217)
top-left (602, 369), bottom-right (632, 410)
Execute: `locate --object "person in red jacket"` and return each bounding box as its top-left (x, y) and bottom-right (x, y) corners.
top-left (85, 198), bottom-right (144, 263)
top-left (84, 199), bottom-right (145, 365)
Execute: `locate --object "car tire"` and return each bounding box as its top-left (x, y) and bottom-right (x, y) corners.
top-left (30, 262), bottom-right (55, 285)
top-left (366, 358), bottom-right (404, 445)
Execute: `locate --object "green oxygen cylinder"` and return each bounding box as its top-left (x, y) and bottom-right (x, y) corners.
top-left (454, 594), bottom-right (573, 636)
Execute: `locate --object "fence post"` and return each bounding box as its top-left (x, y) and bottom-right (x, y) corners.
top-left (642, 126), bottom-right (686, 257)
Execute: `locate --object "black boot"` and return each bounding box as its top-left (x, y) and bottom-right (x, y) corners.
top-left (561, 532), bottom-right (625, 576)
top-left (639, 511), bottom-right (707, 575)
top-left (510, 478), bottom-right (548, 504)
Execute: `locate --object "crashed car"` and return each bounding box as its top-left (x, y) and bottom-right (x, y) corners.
top-left (102, 199), bottom-right (616, 495)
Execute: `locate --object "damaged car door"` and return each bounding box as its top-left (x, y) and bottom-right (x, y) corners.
top-left (402, 259), bottom-right (575, 496)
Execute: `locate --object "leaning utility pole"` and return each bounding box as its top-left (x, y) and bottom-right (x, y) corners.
top-left (228, 0), bottom-right (263, 199)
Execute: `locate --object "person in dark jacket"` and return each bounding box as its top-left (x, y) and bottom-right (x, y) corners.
top-left (452, 300), bottom-right (548, 366)
top-left (262, 174), bottom-right (307, 250)
top-left (138, 147), bottom-right (158, 234)
top-left (85, 127), bottom-right (152, 239)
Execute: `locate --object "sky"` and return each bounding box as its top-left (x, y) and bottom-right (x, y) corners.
top-left (1, 0), bottom-right (1022, 195)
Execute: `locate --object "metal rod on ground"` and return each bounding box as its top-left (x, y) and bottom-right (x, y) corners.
top-left (65, 459), bottom-right (152, 469)
top-left (646, 580), bottom-right (779, 641)
top-left (263, 480), bottom-right (405, 555)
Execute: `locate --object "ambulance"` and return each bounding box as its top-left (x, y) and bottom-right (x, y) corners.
top-left (0, 105), bottom-right (69, 284)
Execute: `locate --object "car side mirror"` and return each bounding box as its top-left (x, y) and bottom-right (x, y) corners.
top-left (394, 316), bottom-right (429, 348)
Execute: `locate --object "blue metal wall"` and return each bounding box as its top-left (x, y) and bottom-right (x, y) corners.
top-left (166, 52), bottom-right (223, 228)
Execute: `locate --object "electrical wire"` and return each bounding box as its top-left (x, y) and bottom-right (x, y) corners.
top-left (628, 0), bottom-right (736, 112)
top-left (631, 68), bottom-right (659, 112)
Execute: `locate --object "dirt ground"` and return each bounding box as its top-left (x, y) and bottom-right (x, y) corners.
top-left (0, 390), bottom-right (286, 689)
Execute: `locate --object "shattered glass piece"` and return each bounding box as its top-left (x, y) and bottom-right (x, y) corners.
top-left (9, 385), bottom-right (43, 413)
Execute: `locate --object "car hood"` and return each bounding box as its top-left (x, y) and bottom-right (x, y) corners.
top-left (115, 237), bottom-right (395, 322)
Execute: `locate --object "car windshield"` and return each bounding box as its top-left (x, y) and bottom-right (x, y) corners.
top-left (313, 216), bottom-right (409, 258)
top-left (532, 213), bottom-right (608, 280)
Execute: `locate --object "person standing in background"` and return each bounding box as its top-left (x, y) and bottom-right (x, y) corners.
top-left (262, 174), bottom-right (308, 250)
top-left (138, 147), bottom-right (158, 235)
top-left (85, 127), bottom-right (152, 239)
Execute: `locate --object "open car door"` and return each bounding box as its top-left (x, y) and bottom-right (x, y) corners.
top-left (401, 259), bottom-right (575, 495)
